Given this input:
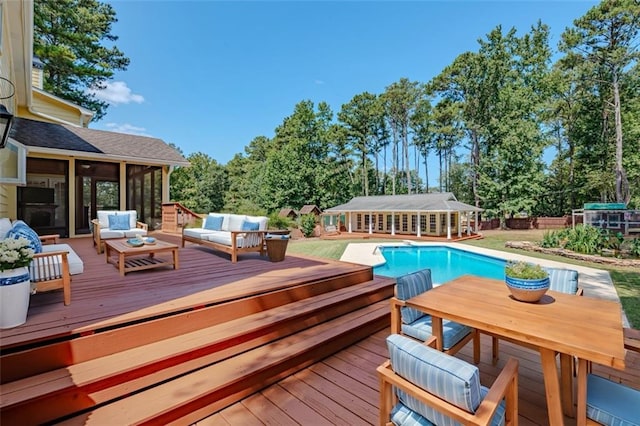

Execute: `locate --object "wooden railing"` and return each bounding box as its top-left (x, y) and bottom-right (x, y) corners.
top-left (161, 202), bottom-right (202, 233)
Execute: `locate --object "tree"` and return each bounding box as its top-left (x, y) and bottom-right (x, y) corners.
top-left (33, 0), bottom-right (130, 120)
top-left (170, 153), bottom-right (227, 213)
top-left (382, 78), bottom-right (420, 194)
top-left (560, 0), bottom-right (640, 204)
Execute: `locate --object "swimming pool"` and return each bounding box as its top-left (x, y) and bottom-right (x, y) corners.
top-left (373, 245), bottom-right (506, 283)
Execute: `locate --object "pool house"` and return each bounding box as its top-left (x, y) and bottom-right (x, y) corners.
top-left (323, 192), bottom-right (483, 239)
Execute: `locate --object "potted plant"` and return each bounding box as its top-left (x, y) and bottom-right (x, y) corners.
top-left (504, 261), bottom-right (550, 303)
top-left (0, 236), bottom-right (35, 328)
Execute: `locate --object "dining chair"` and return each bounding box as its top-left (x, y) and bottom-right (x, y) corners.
top-left (491, 267), bottom-right (581, 364)
top-left (390, 268), bottom-right (480, 364)
top-left (582, 327), bottom-right (640, 425)
top-left (378, 334), bottom-right (519, 426)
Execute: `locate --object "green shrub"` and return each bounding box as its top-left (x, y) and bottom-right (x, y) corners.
top-left (563, 225), bottom-right (603, 254)
top-left (630, 238), bottom-right (640, 258)
top-left (300, 214), bottom-right (317, 238)
top-left (267, 213), bottom-right (292, 230)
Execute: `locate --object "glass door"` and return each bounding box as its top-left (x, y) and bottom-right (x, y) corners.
top-left (75, 161), bottom-right (119, 234)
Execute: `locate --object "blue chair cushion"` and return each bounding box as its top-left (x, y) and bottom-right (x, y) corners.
top-left (396, 269), bottom-right (433, 324)
top-left (402, 316), bottom-right (472, 351)
top-left (241, 220), bottom-right (260, 231)
top-left (545, 268), bottom-right (579, 294)
top-left (108, 214), bottom-right (131, 231)
top-left (390, 387), bottom-right (506, 426)
top-left (7, 220), bottom-right (42, 253)
top-left (587, 374), bottom-right (640, 426)
top-left (386, 334), bottom-right (483, 425)
top-left (203, 215), bottom-right (223, 231)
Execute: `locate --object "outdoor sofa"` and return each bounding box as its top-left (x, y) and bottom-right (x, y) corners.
top-left (1, 218), bottom-right (83, 305)
top-left (92, 210), bottom-right (148, 254)
top-left (181, 213), bottom-right (268, 263)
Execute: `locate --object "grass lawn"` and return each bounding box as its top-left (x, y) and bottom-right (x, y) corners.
top-left (287, 230), bottom-right (640, 328)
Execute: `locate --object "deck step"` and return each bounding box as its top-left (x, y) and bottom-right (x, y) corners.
top-left (1, 277), bottom-right (394, 425)
top-left (1, 267), bottom-right (374, 383)
top-left (59, 300), bottom-right (391, 425)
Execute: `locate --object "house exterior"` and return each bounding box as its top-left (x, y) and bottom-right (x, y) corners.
top-left (0, 0), bottom-right (188, 237)
top-left (323, 193), bottom-right (482, 240)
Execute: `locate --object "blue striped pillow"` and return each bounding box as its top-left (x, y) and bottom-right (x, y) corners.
top-left (387, 334), bottom-right (482, 425)
top-left (396, 269), bottom-right (433, 324)
top-left (8, 220), bottom-right (42, 253)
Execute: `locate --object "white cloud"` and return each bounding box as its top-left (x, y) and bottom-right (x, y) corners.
top-left (88, 81), bottom-right (144, 105)
top-left (104, 122), bottom-right (152, 137)
top-left (314, 79), bottom-right (325, 85)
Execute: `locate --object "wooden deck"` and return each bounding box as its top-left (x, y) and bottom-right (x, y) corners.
top-left (205, 331), bottom-right (640, 426)
top-left (1, 233), bottom-right (637, 425)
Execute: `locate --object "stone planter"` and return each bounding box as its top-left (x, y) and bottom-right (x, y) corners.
top-left (505, 275), bottom-right (550, 303)
top-left (0, 266), bottom-right (31, 328)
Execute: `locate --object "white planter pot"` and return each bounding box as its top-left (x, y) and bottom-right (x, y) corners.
top-left (0, 266), bottom-right (31, 329)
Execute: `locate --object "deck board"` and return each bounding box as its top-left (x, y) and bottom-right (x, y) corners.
top-left (0, 233), bottom-right (369, 350)
top-left (208, 329), bottom-right (640, 426)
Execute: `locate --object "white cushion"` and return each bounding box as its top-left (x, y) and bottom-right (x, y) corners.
top-left (183, 228), bottom-right (217, 239)
top-left (0, 218), bottom-right (12, 237)
top-left (227, 214), bottom-right (247, 231)
top-left (100, 230), bottom-right (126, 239)
top-left (97, 210), bottom-right (118, 229)
top-left (97, 210), bottom-right (138, 229)
top-left (37, 243), bottom-right (84, 276)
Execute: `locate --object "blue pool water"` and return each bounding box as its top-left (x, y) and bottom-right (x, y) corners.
top-left (373, 246), bottom-right (506, 283)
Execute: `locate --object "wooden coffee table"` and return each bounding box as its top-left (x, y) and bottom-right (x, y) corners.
top-left (104, 239), bottom-right (179, 276)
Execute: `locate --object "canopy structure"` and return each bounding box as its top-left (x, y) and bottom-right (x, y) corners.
top-left (323, 193), bottom-right (483, 240)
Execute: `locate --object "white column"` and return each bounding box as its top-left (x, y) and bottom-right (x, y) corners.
top-left (447, 211), bottom-right (452, 240)
top-left (348, 212), bottom-right (352, 233)
top-left (391, 212), bottom-right (395, 235)
top-left (457, 212), bottom-right (462, 238)
top-left (416, 211), bottom-right (421, 237)
top-left (369, 212), bottom-right (373, 234)
top-left (474, 211), bottom-right (479, 233)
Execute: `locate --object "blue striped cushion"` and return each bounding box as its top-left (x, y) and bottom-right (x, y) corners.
top-left (545, 268), bottom-right (579, 294)
top-left (390, 387), bottom-right (506, 426)
top-left (587, 374), bottom-right (640, 426)
top-left (7, 220), bottom-right (42, 253)
top-left (386, 334), bottom-right (482, 425)
top-left (396, 269), bottom-right (433, 324)
top-left (402, 316), bottom-right (472, 351)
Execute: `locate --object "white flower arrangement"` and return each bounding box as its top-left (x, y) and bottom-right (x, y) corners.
top-left (0, 237), bottom-right (35, 272)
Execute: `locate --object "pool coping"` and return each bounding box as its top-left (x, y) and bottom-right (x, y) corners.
top-left (340, 240), bottom-right (629, 326)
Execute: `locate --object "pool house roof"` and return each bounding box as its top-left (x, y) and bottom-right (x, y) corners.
top-left (324, 193), bottom-right (483, 213)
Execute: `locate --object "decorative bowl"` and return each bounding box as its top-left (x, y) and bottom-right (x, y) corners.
top-left (505, 276), bottom-right (550, 303)
top-left (126, 238), bottom-right (144, 247)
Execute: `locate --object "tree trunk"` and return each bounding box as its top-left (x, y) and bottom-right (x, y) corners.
top-left (612, 73), bottom-right (629, 204)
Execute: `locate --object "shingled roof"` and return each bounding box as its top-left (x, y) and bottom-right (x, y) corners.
top-left (10, 118), bottom-right (189, 166)
top-left (325, 193), bottom-right (483, 212)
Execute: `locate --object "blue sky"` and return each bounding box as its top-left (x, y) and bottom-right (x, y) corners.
top-left (95, 0), bottom-right (598, 181)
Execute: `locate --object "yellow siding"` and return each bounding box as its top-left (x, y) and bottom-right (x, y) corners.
top-left (29, 92), bottom-right (84, 125)
top-left (0, 184), bottom-right (17, 219)
top-left (31, 68), bottom-right (43, 89)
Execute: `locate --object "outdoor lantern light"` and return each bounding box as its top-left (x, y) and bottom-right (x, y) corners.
top-left (0, 104), bottom-right (14, 149)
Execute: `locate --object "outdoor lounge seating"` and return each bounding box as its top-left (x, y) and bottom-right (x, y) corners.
top-left (181, 213), bottom-right (268, 263)
top-left (378, 334), bottom-right (519, 426)
top-left (390, 268), bottom-right (480, 364)
top-left (92, 210), bottom-right (148, 254)
top-left (1, 218), bottom-right (83, 305)
top-left (582, 327), bottom-right (640, 425)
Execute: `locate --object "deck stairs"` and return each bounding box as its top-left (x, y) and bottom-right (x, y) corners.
top-left (0, 267), bottom-right (394, 425)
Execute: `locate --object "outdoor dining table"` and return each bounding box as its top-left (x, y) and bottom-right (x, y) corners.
top-left (404, 275), bottom-right (626, 426)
